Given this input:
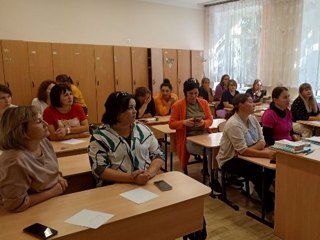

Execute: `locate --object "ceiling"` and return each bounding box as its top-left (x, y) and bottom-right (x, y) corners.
top-left (139, 0), bottom-right (222, 9)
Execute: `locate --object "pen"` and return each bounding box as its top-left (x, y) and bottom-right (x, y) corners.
top-left (305, 149), bottom-right (314, 155)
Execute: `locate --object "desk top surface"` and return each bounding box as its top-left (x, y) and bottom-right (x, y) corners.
top-left (58, 153), bottom-right (91, 176)
top-left (138, 115), bottom-right (170, 125)
top-left (238, 155), bottom-right (276, 170)
top-left (187, 132), bottom-right (223, 148)
top-left (51, 137), bottom-right (90, 154)
top-left (297, 120), bottom-right (320, 128)
top-left (0, 171), bottom-right (210, 240)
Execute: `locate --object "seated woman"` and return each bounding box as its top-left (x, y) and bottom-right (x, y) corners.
top-left (0, 84), bottom-right (16, 119)
top-left (0, 106), bottom-right (68, 212)
top-left (154, 79), bottom-right (178, 116)
top-left (261, 86), bottom-right (298, 146)
top-left (134, 86), bottom-right (156, 119)
top-left (43, 84), bottom-right (89, 141)
top-left (31, 80), bottom-right (56, 116)
top-left (56, 74), bottom-right (88, 114)
top-left (216, 94), bottom-right (276, 213)
top-left (245, 79), bottom-right (266, 105)
top-left (199, 77), bottom-right (214, 102)
top-left (216, 79), bottom-right (239, 118)
top-left (169, 78), bottom-right (213, 173)
top-left (88, 91), bottom-right (164, 187)
top-left (214, 74), bottom-right (230, 101)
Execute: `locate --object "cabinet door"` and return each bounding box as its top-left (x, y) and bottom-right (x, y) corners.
top-left (0, 41), bottom-right (5, 85)
top-left (52, 43), bottom-right (97, 123)
top-left (28, 42), bottom-right (54, 97)
top-left (163, 49), bottom-right (178, 96)
top-left (2, 40), bottom-right (32, 105)
top-left (151, 48), bottom-right (163, 96)
top-left (94, 45), bottom-right (115, 123)
top-left (132, 47), bottom-right (148, 92)
top-left (191, 50), bottom-right (205, 82)
top-left (177, 50), bottom-right (191, 99)
top-left (114, 46), bottom-right (132, 93)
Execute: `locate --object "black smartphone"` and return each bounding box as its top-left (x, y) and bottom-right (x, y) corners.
top-left (154, 180), bottom-right (172, 191)
top-left (23, 223), bottom-right (58, 239)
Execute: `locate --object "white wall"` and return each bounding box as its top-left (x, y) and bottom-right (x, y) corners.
top-left (0, 0), bottom-right (204, 50)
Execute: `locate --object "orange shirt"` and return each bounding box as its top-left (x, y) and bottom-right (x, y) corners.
top-left (154, 92), bottom-right (178, 116)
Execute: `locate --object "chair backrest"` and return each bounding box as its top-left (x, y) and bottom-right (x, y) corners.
top-left (218, 121), bottom-right (226, 132)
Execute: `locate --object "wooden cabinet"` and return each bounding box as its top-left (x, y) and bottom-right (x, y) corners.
top-left (163, 49), bottom-right (178, 96)
top-left (151, 48), bottom-right (163, 96)
top-left (1, 40), bottom-right (32, 105)
top-left (114, 46), bottom-right (132, 93)
top-left (131, 47), bottom-right (148, 92)
top-left (28, 42), bottom-right (54, 97)
top-left (177, 50), bottom-right (191, 99)
top-left (0, 41), bottom-right (5, 85)
top-left (94, 45), bottom-right (115, 123)
top-left (191, 50), bottom-right (205, 82)
top-left (52, 43), bottom-right (97, 123)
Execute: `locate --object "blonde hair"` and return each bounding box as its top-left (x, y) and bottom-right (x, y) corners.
top-left (0, 106), bottom-right (39, 150)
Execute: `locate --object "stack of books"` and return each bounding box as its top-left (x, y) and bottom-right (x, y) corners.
top-left (271, 140), bottom-right (310, 153)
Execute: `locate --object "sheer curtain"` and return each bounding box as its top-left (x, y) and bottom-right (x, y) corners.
top-left (206, 0), bottom-right (262, 86)
top-left (206, 0), bottom-right (320, 92)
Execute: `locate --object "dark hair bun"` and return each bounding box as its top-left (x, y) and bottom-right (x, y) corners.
top-left (163, 78), bottom-right (170, 84)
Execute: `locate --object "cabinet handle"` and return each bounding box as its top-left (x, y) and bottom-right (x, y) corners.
top-left (32, 81), bottom-right (35, 88)
top-left (97, 80), bottom-right (100, 86)
top-left (152, 79), bottom-right (155, 85)
top-left (133, 80), bottom-right (136, 85)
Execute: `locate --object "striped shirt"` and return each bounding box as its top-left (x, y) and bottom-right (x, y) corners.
top-left (88, 122), bottom-right (164, 186)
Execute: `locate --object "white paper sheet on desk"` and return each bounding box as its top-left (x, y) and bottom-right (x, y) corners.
top-left (60, 139), bottom-right (85, 145)
top-left (65, 209), bottom-right (114, 229)
top-left (120, 188), bottom-right (158, 204)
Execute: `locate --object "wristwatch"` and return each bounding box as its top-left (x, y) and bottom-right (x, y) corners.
top-left (66, 127), bottom-right (71, 135)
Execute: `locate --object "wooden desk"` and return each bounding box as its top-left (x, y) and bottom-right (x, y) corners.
top-left (275, 150), bottom-right (320, 240)
top-left (297, 120), bottom-right (320, 128)
top-left (138, 115), bottom-right (170, 126)
top-left (51, 137), bottom-right (90, 158)
top-left (58, 154), bottom-right (93, 194)
top-left (0, 172), bottom-right (211, 240)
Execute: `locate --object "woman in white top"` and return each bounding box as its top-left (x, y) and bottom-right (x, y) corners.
top-left (31, 80), bottom-right (56, 115)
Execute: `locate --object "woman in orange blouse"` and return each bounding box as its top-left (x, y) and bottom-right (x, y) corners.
top-left (154, 79), bottom-right (178, 116)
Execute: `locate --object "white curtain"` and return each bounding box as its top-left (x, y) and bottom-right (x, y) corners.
top-left (206, 0), bottom-right (320, 92)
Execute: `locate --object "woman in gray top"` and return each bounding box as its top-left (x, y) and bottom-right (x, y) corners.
top-left (216, 94), bottom-right (275, 213)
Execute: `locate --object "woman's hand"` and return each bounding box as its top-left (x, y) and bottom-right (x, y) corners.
top-left (184, 118), bottom-right (195, 127)
top-left (55, 127), bottom-right (67, 137)
top-left (194, 119), bottom-right (204, 128)
top-left (50, 182), bottom-right (65, 197)
top-left (264, 149), bottom-right (276, 160)
top-left (58, 176), bottom-right (68, 192)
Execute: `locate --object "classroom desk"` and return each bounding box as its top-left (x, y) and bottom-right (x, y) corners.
top-left (138, 115), bottom-right (170, 126)
top-left (274, 150), bottom-right (320, 240)
top-left (51, 137), bottom-right (90, 158)
top-left (297, 120), bottom-right (320, 128)
top-left (238, 155), bottom-right (276, 227)
top-left (0, 171), bottom-right (211, 240)
top-left (58, 153), bottom-right (93, 194)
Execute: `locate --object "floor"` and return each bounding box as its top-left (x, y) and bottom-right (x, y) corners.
top-left (169, 152), bottom-right (279, 240)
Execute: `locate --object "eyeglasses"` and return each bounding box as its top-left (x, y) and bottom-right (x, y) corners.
top-left (115, 91), bottom-right (129, 99)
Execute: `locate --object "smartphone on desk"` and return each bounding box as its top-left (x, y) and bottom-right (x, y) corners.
top-left (154, 180), bottom-right (172, 191)
top-left (23, 223), bottom-right (58, 239)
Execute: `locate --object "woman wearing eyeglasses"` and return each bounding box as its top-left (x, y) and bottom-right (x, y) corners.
top-left (246, 79), bottom-right (266, 105)
top-left (0, 106), bottom-right (68, 212)
top-left (43, 84), bottom-right (89, 141)
top-left (88, 91), bottom-right (165, 186)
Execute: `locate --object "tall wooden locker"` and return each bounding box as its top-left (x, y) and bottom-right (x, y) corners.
top-left (151, 48), bottom-right (163, 96)
top-left (51, 43), bottom-right (97, 123)
top-left (163, 49), bottom-right (178, 96)
top-left (28, 42), bottom-right (54, 97)
top-left (1, 40), bottom-right (32, 105)
top-left (131, 47), bottom-right (148, 92)
top-left (94, 45), bottom-right (115, 123)
top-left (177, 50), bottom-right (191, 99)
top-left (114, 46), bottom-right (132, 93)
top-left (0, 41), bottom-right (5, 85)
top-left (191, 50), bottom-right (205, 82)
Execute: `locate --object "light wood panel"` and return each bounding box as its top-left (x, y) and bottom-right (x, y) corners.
top-left (0, 41), bottom-right (5, 85)
top-left (151, 48), bottom-right (163, 96)
top-left (163, 49), bottom-right (178, 96)
top-left (191, 50), bottom-right (205, 82)
top-left (131, 47), bottom-right (148, 91)
top-left (114, 46), bottom-right (132, 93)
top-left (27, 42), bottom-right (54, 97)
top-left (177, 49), bottom-right (191, 99)
top-left (94, 45), bottom-right (115, 123)
top-left (52, 43), bottom-right (97, 123)
top-left (1, 40), bottom-right (32, 105)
